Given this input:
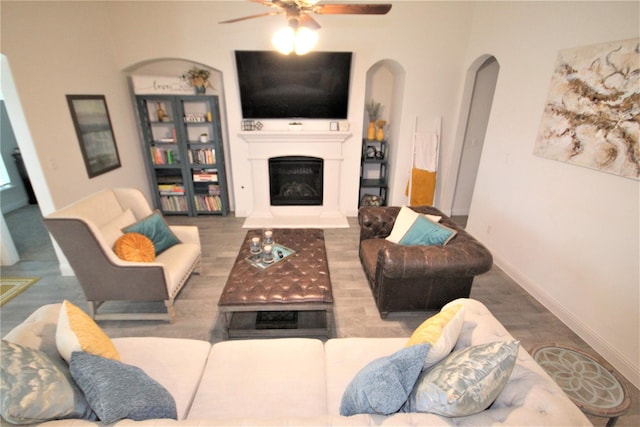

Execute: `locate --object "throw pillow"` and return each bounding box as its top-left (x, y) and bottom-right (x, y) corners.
top-left (386, 206), bottom-right (449, 244)
top-left (70, 351), bottom-right (177, 424)
top-left (99, 209), bottom-right (136, 249)
top-left (56, 300), bottom-right (120, 363)
top-left (0, 340), bottom-right (96, 424)
top-left (122, 210), bottom-right (181, 255)
top-left (398, 215), bottom-right (457, 246)
top-left (340, 343), bottom-right (430, 416)
top-left (406, 304), bottom-right (465, 369)
top-left (114, 232), bottom-right (155, 262)
top-left (404, 340), bottom-right (519, 417)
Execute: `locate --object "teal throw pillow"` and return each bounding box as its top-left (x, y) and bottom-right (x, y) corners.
top-left (70, 351), bottom-right (177, 424)
top-left (404, 340), bottom-right (519, 416)
top-left (340, 343), bottom-right (430, 416)
top-left (0, 340), bottom-right (96, 424)
top-left (399, 215), bottom-right (457, 246)
top-left (122, 210), bottom-right (180, 255)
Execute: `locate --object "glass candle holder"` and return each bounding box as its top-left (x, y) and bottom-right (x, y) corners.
top-left (263, 229), bottom-right (274, 246)
top-left (262, 244), bottom-right (274, 264)
top-left (250, 236), bottom-right (261, 254)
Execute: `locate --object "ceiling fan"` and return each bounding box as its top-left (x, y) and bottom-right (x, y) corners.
top-left (219, 0), bottom-right (393, 30)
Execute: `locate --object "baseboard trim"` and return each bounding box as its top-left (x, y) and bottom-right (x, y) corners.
top-left (493, 252), bottom-right (640, 389)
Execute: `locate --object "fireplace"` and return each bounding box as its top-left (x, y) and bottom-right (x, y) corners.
top-left (269, 156), bottom-right (323, 206)
top-left (239, 130), bottom-right (352, 228)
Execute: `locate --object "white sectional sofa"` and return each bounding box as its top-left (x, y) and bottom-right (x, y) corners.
top-left (2, 299), bottom-right (592, 426)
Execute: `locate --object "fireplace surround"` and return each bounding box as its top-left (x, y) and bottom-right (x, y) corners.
top-left (240, 131), bottom-right (352, 228)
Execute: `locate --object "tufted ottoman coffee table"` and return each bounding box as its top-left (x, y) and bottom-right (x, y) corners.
top-left (218, 229), bottom-right (334, 339)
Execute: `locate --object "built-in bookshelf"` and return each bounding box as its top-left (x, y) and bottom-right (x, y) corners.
top-left (359, 138), bottom-right (388, 207)
top-left (135, 95), bottom-right (229, 216)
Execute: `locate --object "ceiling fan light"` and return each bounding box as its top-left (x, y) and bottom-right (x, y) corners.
top-left (294, 27), bottom-right (318, 55)
top-left (272, 26), bottom-right (295, 55)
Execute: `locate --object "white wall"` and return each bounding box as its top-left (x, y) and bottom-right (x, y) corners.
top-left (106, 1), bottom-right (473, 216)
top-left (1, 1), bottom-right (150, 211)
top-left (464, 1), bottom-right (639, 387)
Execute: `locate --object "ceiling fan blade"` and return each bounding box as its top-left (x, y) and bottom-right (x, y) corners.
top-left (299, 14), bottom-right (322, 30)
top-left (315, 4), bottom-right (392, 15)
top-left (219, 11), bottom-right (281, 24)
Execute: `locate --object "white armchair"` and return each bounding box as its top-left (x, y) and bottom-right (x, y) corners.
top-left (43, 188), bottom-right (201, 323)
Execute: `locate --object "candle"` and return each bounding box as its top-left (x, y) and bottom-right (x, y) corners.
top-left (263, 245), bottom-right (272, 254)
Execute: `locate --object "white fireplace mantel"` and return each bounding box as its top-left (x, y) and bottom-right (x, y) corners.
top-left (239, 131), bottom-right (352, 144)
top-left (240, 130), bottom-right (353, 229)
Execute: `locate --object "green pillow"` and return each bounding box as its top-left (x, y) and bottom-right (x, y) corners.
top-left (404, 340), bottom-right (519, 416)
top-left (399, 215), bottom-right (457, 246)
top-left (70, 351), bottom-right (177, 423)
top-left (122, 210), bottom-right (180, 255)
top-left (340, 343), bottom-right (430, 416)
top-left (0, 340), bottom-right (96, 424)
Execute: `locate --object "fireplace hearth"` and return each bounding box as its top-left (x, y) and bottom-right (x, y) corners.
top-left (269, 156), bottom-right (323, 206)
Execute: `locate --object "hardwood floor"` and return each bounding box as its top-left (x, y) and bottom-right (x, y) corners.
top-left (1, 205), bottom-right (637, 426)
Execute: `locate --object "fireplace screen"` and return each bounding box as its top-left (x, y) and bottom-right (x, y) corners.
top-left (269, 156), bottom-right (323, 206)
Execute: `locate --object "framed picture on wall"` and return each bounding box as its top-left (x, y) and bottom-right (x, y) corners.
top-left (66, 95), bottom-right (121, 178)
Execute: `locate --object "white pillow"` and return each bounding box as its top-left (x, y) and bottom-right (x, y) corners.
top-left (405, 304), bottom-right (465, 369)
top-left (99, 209), bottom-right (136, 249)
top-left (386, 206), bottom-right (442, 244)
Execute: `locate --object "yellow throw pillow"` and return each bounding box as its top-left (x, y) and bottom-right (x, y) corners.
top-left (406, 304), bottom-right (465, 369)
top-left (114, 232), bottom-right (155, 262)
top-left (56, 300), bottom-right (120, 363)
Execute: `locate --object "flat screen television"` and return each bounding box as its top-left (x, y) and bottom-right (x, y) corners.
top-left (235, 50), bottom-right (352, 119)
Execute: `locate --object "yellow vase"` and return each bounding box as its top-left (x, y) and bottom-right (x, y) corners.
top-left (376, 127), bottom-right (384, 141)
top-left (367, 122), bottom-right (376, 140)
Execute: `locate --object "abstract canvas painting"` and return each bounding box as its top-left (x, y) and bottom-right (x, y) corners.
top-left (534, 38), bottom-right (639, 180)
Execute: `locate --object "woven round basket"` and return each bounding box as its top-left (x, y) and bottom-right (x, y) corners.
top-left (114, 232), bottom-right (155, 262)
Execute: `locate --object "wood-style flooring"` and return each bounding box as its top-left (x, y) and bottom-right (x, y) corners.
top-left (1, 205), bottom-right (637, 426)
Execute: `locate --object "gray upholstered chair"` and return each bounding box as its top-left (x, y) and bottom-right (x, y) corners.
top-left (43, 188), bottom-right (200, 322)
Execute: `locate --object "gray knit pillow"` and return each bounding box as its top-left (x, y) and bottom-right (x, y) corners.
top-left (69, 351), bottom-right (177, 423)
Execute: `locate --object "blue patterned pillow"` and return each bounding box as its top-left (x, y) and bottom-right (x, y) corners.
top-left (122, 210), bottom-right (180, 255)
top-left (399, 215), bottom-right (457, 246)
top-left (0, 340), bottom-right (96, 424)
top-left (404, 340), bottom-right (519, 416)
top-left (340, 343), bottom-right (430, 416)
top-left (70, 351), bottom-right (177, 423)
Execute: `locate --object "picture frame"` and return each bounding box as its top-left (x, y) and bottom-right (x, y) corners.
top-left (330, 121), bottom-right (339, 131)
top-left (66, 95), bottom-right (121, 178)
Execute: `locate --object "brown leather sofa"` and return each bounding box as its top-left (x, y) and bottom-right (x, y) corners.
top-left (358, 205), bottom-right (493, 318)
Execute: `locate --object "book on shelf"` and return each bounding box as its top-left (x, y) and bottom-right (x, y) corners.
top-left (188, 148), bottom-right (216, 165)
top-left (157, 184), bottom-right (185, 195)
top-left (194, 194), bottom-right (222, 211)
top-left (151, 147), bottom-right (179, 165)
top-left (160, 195), bottom-right (188, 212)
top-left (193, 172), bottom-right (218, 182)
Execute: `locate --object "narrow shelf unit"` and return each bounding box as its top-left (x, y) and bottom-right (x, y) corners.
top-left (136, 94), bottom-right (229, 216)
top-left (359, 138), bottom-right (388, 207)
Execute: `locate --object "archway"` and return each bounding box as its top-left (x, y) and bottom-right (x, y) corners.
top-left (446, 55), bottom-right (499, 217)
top-left (363, 59), bottom-right (405, 206)
top-left (125, 58), bottom-right (234, 211)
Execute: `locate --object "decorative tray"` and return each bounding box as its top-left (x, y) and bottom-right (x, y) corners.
top-left (245, 243), bottom-right (296, 270)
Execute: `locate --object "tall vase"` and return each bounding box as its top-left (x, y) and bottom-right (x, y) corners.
top-left (367, 122), bottom-right (376, 140)
top-left (376, 126), bottom-right (384, 141)
top-left (195, 85), bottom-right (206, 94)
